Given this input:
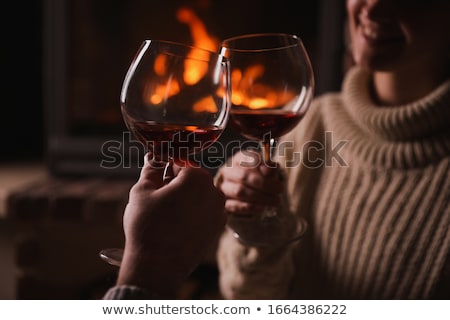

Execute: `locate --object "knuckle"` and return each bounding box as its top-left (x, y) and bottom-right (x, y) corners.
top-left (234, 185), bottom-right (249, 199)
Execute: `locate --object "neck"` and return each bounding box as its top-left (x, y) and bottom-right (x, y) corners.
top-left (372, 63), bottom-right (449, 106)
top-left (373, 72), bottom-right (429, 106)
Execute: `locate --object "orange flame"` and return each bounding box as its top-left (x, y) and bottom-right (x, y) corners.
top-left (154, 54), bottom-right (167, 76)
top-left (231, 64), bottom-right (295, 109)
top-left (176, 7), bottom-right (219, 87)
top-left (176, 7), bottom-right (219, 53)
top-left (193, 95), bottom-right (217, 113)
top-left (147, 6), bottom-right (220, 112)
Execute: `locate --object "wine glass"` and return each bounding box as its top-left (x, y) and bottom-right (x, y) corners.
top-left (99, 39), bottom-right (231, 266)
top-left (219, 33), bottom-right (314, 247)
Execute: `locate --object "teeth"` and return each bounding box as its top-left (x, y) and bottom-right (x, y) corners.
top-left (363, 26), bottom-right (378, 39)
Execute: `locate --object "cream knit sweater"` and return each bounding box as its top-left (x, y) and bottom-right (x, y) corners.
top-left (216, 66), bottom-right (450, 299)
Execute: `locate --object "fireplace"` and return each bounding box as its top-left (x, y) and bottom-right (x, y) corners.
top-left (44, 0), bottom-right (345, 177)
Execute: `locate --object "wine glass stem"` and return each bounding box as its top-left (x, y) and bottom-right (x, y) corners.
top-left (261, 138), bottom-right (277, 166)
top-left (260, 138), bottom-right (280, 219)
top-left (163, 159), bottom-right (175, 183)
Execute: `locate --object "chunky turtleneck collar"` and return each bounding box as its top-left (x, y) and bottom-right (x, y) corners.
top-left (325, 66), bottom-right (450, 169)
top-left (343, 67), bottom-right (450, 141)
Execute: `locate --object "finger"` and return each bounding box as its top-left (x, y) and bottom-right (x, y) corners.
top-left (232, 149), bottom-right (263, 169)
top-left (138, 153), bottom-right (167, 190)
top-left (225, 199), bottom-right (265, 215)
top-left (223, 166), bottom-right (283, 192)
top-left (227, 152), bottom-right (284, 189)
top-left (143, 152), bottom-right (167, 169)
top-left (258, 161), bottom-right (283, 177)
top-left (220, 179), bottom-right (281, 206)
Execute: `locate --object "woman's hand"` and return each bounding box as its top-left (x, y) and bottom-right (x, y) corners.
top-left (218, 150), bottom-right (284, 216)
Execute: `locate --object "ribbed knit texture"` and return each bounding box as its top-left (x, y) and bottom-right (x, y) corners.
top-left (217, 66), bottom-right (450, 299)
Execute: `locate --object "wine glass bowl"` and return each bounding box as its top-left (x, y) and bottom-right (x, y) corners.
top-left (220, 33), bottom-right (314, 246)
top-left (121, 40), bottom-right (230, 165)
top-left (100, 39), bottom-right (231, 266)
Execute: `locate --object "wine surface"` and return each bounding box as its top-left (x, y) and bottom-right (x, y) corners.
top-left (230, 109), bottom-right (303, 141)
top-left (129, 121), bottom-right (222, 161)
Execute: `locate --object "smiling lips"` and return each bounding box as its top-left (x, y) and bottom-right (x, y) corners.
top-left (358, 10), bottom-right (404, 45)
top-left (361, 25), bottom-right (403, 45)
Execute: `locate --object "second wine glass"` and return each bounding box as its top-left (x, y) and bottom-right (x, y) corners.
top-left (100, 39), bottom-right (231, 266)
top-left (219, 33), bottom-right (314, 247)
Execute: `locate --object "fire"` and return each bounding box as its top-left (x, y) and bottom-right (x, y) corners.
top-left (184, 47), bottom-right (210, 85)
top-left (176, 7), bottom-right (219, 53)
top-left (193, 95), bottom-right (217, 113)
top-left (149, 54), bottom-right (181, 104)
top-left (147, 6), bottom-right (220, 112)
top-left (176, 7), bottom-right (219, 86)
top-left (154, 54), bottom-right (167, 76)
top-left (231, 64), bottom-right (295, 109)
top-left (147, 80), bottom-right (181, 105)
top-left (146, 5), bottom-right (293, 113)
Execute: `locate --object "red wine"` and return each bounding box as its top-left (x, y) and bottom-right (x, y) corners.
top-left (128, 121), bottom-right (223, 161)
top-left (231, 109), bottom-right (303, 141)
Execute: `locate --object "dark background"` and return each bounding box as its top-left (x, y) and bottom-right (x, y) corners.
top-left (2, 1), bottom-right (44, 161)
top-left (1, 0), bottom-right (346, 170)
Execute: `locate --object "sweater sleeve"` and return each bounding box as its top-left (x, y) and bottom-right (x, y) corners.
top-left (102, 285), bottom-right (159, 300)
top-left (215, 163), bottom-right (296, 299)
top-left (217, 229), bottom-right (296, 299)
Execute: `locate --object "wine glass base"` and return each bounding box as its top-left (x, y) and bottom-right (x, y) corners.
top-left (99, 248), bottom-right (124, 267)
top-left (227, 214), bottom-right (307, 247)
